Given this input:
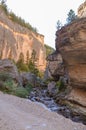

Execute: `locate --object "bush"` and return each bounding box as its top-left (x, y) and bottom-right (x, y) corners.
top-left (56, 80), bottom-right (65, 91)
top-left (14, 87), bottom-right (28, 98)
top-left (25, 83), bottom-right (33, 93)
top-left (16, 62), bottom-right (29, 72)
top-left (0, 73), bottom-right (30, 98)
top-left (0, 79), bottom-right (17, 93)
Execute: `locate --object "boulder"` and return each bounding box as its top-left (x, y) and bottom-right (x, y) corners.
top-left (0, 59), bottom-right (21, 85)
top-left (20, 72), bottom-right (37, 87)
top-left (47, 81), bottom-right (58, 96)
top-left (46, 51), bottom-right (64, 80)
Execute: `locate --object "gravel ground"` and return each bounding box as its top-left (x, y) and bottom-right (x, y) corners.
top-left (0, 91), bottom-right (86, 130)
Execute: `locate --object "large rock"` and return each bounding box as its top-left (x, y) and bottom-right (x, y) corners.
top-left (55, 18), bottom-right (86, 89)
top-left (55, 16), bottom-right (86, 117)
top-left (46, 52), bottom-right (64, 80)
top-left (20, 72), bottom-right (37, 86)
top-left (0, 59), bottom-right (21, 85)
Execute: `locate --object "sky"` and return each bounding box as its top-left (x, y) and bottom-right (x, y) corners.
top-left (6, 0), bottom-right (85, 48)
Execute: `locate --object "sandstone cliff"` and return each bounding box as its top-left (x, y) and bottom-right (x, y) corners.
top-left (46, 3), bottom-right (86, 118)
top-left (55, 17), bottom-right (86, 116)
top-left (0, 7), bottom-right (46, 71)
top-left (55, 18), bottom-right (86, 89)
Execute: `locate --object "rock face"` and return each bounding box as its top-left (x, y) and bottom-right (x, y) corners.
top-left (55, 17), bottom-right (86, 116)
top-left (46, 51), bottom-right (64, 80)
top-left (78, 1), bottom-right (86, 18)
top-left (0, 59), bottom-right (21, 85)
top-left (55, 18), bottom-right (86, 89)
top-left (0, 7), bottom-right (46, 71)
top-left (20, 72), bottom-right (37, 86)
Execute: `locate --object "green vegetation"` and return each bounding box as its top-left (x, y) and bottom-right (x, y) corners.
top-left (0, 0), bottom-right (8, 14)
top-left (66, 9), bottom-right (77, 24)
top-left (16, 50), bottom-right (42, 77)
top-left (45, 44), bottom-right (54, 57)
top-left (56, 20), bottom-right (62, 30)
top-left (0, 73), bottom-right (33, 98)
top-left (56, 9), bottom-right (77, 30)
top-left (14, 87), bottom-right (29, 98)
top-left (16, 52), bottom-right (28, 72)
top-left (56, 80), bottom-right (66, 91)
top-left (0, 0), bottom-right (38, 33)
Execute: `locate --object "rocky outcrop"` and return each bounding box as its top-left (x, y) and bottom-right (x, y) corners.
top-left (55, 18), bottom-right (86, 89)
top-left (0, 59), bottom-right (21, 85)
top-left (78, 1), bottom-right (86, 18)
top-left (0, 7), bottom-right (46, 71)
top-left (20, 72), bottom-right (37, 86)
top-left (55, 17), bottom-right (86, 117)
top-left (46, 52), bottom-right (64, 80)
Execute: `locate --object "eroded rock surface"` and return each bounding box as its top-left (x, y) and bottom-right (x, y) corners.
top-left (0, 7), bottom-right (46, 71)
top-left (46, 51), bottom-right (64, 80)
top-left (56, 18), bottom-right (86, 89)
top-left (54, 17), bottom-right (86, 119)
top-left (0, 59), bottom-right (21, 85)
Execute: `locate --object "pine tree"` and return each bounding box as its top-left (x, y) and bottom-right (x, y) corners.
top-left (66, 9), bottom-right (77, 24)
top-left (56, 20), bottom-right (62, 30)
top-left (26, 50), bottom-right (29, 65)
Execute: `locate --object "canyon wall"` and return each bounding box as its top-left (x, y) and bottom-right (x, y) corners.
top-left (46, 2), bottom-right (86, 116)
top-left (0, 8), bottom-right (46, 71)
top-left (55, 17), bottom-right (86, 116)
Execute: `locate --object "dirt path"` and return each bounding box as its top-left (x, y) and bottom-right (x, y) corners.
top-left (0, 91), bottom-right (86, 130)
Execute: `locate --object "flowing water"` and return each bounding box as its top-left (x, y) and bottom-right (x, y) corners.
top-left (28, 87), bottom-right (86, 125)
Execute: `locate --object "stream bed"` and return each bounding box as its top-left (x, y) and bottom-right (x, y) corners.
top-left (28, 87), bottom-right (86, 125)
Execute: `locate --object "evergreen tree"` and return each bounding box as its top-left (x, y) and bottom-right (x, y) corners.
top-left (0, 0), bottom-right (8, 14)
top-left (16, 52), bottom-right (28, 72)
top-left (66, 9), bottom-right (77, 24)
top-left (26, 50), bottom-right (29, 65)
top-left (28, 50), bottom-right (39, 76)
top-left (56, 20), bottom-right (62, 30)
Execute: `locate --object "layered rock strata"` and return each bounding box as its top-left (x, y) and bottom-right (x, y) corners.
top-left (55, 18), bottom-right (86, 89)
top-left (55, 18), bottom-right (86, 116)
top-left (0, 8), bottom-right (46, 71)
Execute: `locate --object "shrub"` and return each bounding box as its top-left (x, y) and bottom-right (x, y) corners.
top-left (14, 87), bottom-right (28, 98)
top-left (25, 83), bottom-right (33, 93)
top-left (16, 62), bottom-right (29, 72)
top-left (0, 73), bottom-right (33, 98)
top-left (0, 79), bottom-right (17, 93)
top-left (56, 80), bottom-right (65, 91)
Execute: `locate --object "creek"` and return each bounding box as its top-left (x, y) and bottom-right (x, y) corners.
top-left (28, 87), bottom-right (86, 125)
